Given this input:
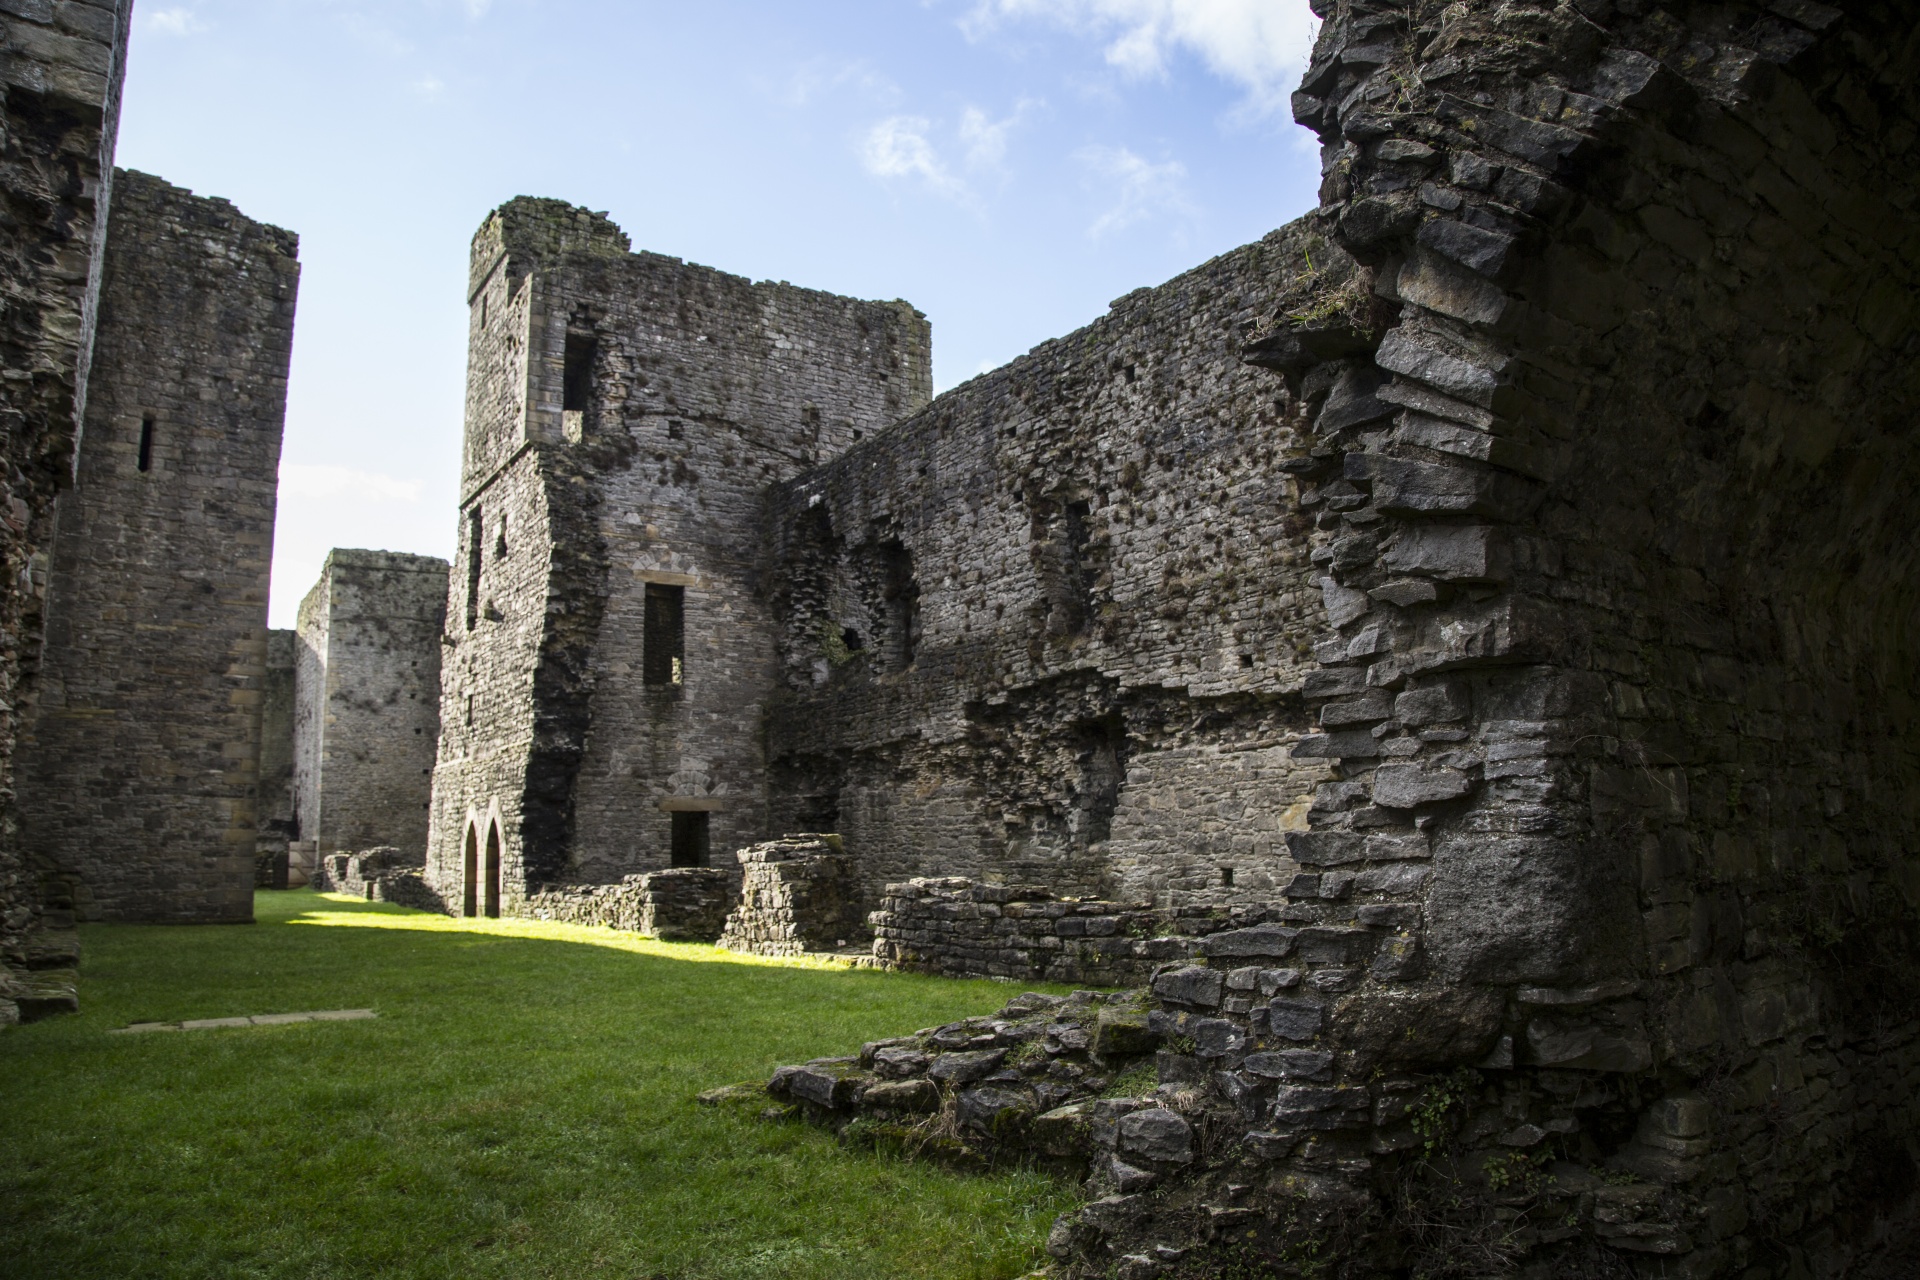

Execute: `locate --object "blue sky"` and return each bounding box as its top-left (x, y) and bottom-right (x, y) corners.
top-left (115, 0), bottom-right (1322, 627)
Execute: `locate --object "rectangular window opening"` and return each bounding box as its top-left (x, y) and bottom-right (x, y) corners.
top-left (465, 509), bottom-right (483, 630)
top-left (643, 583), bottom-right (685, 686)
top-left (670, 811), bottom-right (710, 868)
top-left (563, 332), bottom-right (597, 412)
top-left (136, 415), bottom-right (155, 472)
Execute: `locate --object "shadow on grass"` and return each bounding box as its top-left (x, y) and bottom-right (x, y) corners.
top-left (0, 890), bottom-right (1079, 1280)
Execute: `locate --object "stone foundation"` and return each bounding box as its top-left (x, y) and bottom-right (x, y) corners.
top-left (523, 867), bottom-right (731, 942)
top-left (718, 836), bottom-right (867, 956)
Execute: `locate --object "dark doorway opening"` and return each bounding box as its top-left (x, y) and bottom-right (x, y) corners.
top-left (483, 823), bottom-right (502, 918)
top-left (462, 824), bottom-right (479, 917)
top-left (670, 811), bottom-right (710, 867)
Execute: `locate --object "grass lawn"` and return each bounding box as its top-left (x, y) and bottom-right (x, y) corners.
top-left (0, 890), bottom-right (1081, 1280)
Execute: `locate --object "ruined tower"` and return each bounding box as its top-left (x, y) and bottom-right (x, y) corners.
top-left (426, 199), bottom-right (930, 913)
top-left (18, 170), bottom-right (300, 924)
top-left (293, 549), bottom-right (448, 864)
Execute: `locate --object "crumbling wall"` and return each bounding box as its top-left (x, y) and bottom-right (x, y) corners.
top-left (1032, 0), bottom-right (1920, 1276)
top-left (0, 0), bottom-right (133, 1020)
top-left (293, 549), bottom-right (447, 858)
top-left (762, 227), bottom-right (1337, 906)
top-left (18, 169), bottom-right (298, 925)
top-left (718, 835), bottom-right (868, 956)
top-left (523, 866), bottom-right (731, 941)
top-left (427, 198), bottom-right (929, 910)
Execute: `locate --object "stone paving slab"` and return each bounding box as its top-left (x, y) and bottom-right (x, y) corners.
top-left (110, 1009), bottom-right (376, 1034)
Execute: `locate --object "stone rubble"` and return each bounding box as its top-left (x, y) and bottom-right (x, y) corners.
top-left (718, 836), bottom-right (868, 956)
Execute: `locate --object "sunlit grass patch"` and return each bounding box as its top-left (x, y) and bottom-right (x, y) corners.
top-left (0, 889), bottom-right (1078, 1280)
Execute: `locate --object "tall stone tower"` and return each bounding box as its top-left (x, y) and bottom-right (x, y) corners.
top-left (426, 198), bottom-right (929, 913)
top-left (19, 171), bottom-right (300, 924)
top-left (293, 548), bottom-right (448, 862)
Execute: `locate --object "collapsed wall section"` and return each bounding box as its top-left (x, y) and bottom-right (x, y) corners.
top-left (0, 0), bottom-right (133, 1018)
top-left (428, 197), bottom-right (930, 911)
top-left (293, 549), bottom-right (448, 859)
top-left (761, 226), bottom-right (1336, 910)
top-left (19, 169), bottom-right (298, 924)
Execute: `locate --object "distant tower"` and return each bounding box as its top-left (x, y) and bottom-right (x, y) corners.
top-left (19, 171), bottom-right (299, 923)
top-left (427, 198), bottom-right (929, 913)
top-left (292, 549), bottom-right (449, 864)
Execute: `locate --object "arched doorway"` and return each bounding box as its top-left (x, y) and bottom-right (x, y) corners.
top-left (483, 821), bottom-right (502, 919)
top-left (462, 823), bottom-right (479, 918)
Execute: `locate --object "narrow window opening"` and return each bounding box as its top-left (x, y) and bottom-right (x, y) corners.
top-left (136, 415), bottom-right (154, 472)
top-left (880, 539), bottom-right (919, 672)
top-left (465, 509), bottom-right (483, 630)
top-left (670, 811), bottom-right (710, 867)
top-left (479, 292), bottom-right (489, 330)
top-left (643, 583), bottom-right (685, 686)
top-left (563, 332), bottom-right (597, 412)
top-left (1221, 866), bottom-right (1235, 888)
top-left (494, 512), bottom-right (509, 558)
top-left (465, 693), bottom-right (474, 726)
top-left (840, 626), bottom-right (863, 652)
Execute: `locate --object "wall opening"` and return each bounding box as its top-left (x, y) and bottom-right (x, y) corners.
top-left (462, 824), bottom-right (478, 917)
top-left (483, 822), bottom-right (502, 918)
top-left (644, 583), bottom-right (685, 686)
top-left (670, 811), bottom-right (710, 867)
top-left (1075, 714), bottom-right (1127, 846)
top-left (563, 332), bottom-right (597, 412)
top-left (1032, 497), bottom-right (1097, 639)
top-left (136, 415), bottom-right (154, 472)
top-left (880, 539), bottom-right (919, 672)
top-left (465, 508), bottom-right (483, 630)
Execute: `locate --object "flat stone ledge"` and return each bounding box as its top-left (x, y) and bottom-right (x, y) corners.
top-left (110, 1009), bottom-right (377, 1034)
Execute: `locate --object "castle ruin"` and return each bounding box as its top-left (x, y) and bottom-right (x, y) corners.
top-left (1, 0), bottom-right (1917, 1273)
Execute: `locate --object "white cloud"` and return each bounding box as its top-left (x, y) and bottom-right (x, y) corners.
top-left (861, 116), bottom-right (968, 199)
top-left (143, 7), bottom-right (204, 35)
top-left (1078, 144), bottom-right (1194, 237)
top-left (279, 463), bottom-right (422, 505)
top-left (958, 99), bottom-right (1040, 170)
top-left (412, 74), bottom-right (447, 100)
top-left (964, 0), bottom-right (1318, 115)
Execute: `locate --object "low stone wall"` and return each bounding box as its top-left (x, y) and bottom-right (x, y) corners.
top-left (523, 868), bottom-right (731, 942)
top-left (719, 835), bottom-right (866, 956)
top-left (315, 847), bottom-right (445, 913)
top-left (870, 877), bottom-right (1292, 987)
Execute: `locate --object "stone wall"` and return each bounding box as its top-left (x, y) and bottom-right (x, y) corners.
top-left (294, 549), bottom-right (447, 858)
top-left (0, 0), bottom-right (132, 1019)
top-left (759, 225), bottom-right (1338, 908)
top-left (523, 866), bottom-right (731, 941)
top-left (426, 198), bottom-right (930, 911)
top-left (316, 846), bottom-right (445, 913)
top-left (18, 169), bottom-right (298, 924)
top-left (254, 628), bottom-right (296, 886)
top-left (718, 835), bottom-right (868, 956)
top-left (763, 1), bottom-right (1920, 1275)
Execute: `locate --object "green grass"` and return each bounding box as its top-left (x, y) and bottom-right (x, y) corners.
top-left (0, 890), bottom-right (1079, 1280)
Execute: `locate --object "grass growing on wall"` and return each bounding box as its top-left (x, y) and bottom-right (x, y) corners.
top-left (0, 891), bottom-right (1078, 1280)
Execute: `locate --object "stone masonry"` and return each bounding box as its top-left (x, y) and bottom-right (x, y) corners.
top-left (425, 199), bottom-right (930, 913)
top-left (768, 1), bottom-right (1920, 1276)
top-left (0, 0), bottom-right (132, 1020)
top-left (717, 835), bottom-right (867, 956)
top-left (294, 549), bottom-right (448, 860)
top-left (18, 169), bottom-right (299, 925)
top-left (254, 628), bottom-right (297, 886)
top-left (524, 866), bottom-right (730, 941)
